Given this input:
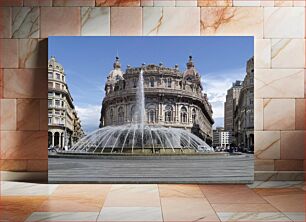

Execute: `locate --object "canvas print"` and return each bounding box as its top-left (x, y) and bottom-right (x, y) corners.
top-left (48, 36), bottom-right (254, 183)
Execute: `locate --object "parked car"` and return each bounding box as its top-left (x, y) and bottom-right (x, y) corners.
top-left (48, 147), bottom-right (56, 152)
top-left (197, 145), bottom-right (214, 152)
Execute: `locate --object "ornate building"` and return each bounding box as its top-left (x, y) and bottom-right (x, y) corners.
top-left (48, 56), bottom-right (85, 149)
top-left (233, 57), bottom-right (254, 151)
top-left (100, 56), bottom-right (214, 144)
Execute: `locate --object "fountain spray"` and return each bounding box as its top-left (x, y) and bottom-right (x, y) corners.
top-left (135, 69), bottom-right (145, 149)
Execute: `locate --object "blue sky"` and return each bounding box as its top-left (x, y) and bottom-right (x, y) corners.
top-left (49, 36), bottom-right (254, 133)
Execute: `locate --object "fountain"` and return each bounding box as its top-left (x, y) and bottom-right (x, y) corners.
top-left (69, 69), bottom-right (213, 154)
top-left (49, 62), bottom-right (252, 184)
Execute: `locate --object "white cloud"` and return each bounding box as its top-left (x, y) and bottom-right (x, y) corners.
top-left (201, 67), bottom-right (245, 118)
top-left (75, 104), bottom-right (101, 133)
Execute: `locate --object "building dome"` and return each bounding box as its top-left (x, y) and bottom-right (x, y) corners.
top-left (48, 56), bottom-right (64, 72)
top-left (183, 56), bottom-right (201, 82)
top-left (106, 56), bottom-right (124, 84)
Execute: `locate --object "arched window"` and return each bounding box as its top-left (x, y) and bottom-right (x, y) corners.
top-left (133, 78), bottom-right (137, 88)
top-left (167, 78), bottom-right (172, 88)
top-left (54, 132), bottom-right (60, 147)
top-left (110, 108), bottom-right (114, 124)
top-left (147, 109), bottom-right (156, 123)
top-left (165, 105), bottom-right (173, 122)
top-left (118, 107), bottom-right (124, 124)
top-left (150, 77), bottom-right (154, 87)
top-left (181, 107), bottom-right (188, 123)
top-left (48, 132), bottom-right (52, 147)
top-left (114, 84), bottom-right (119, 91)
top-left (192, 108), bottom-right (196, 123)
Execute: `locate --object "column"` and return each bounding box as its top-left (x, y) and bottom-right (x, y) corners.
top-left (178, 104), bottom-right (180, 123)
top-left (159, 103), bottom-right (162, 122)
top-left (155, 104), bottom-right (158, 124)
top-left (62, 133), bottom-right (65, 148)
top-left (125, 103), bottom-right (128, 123)
top-left (59, 133), bottom-right (62, 148)
top-left (176, 104), bottom-right (179, 122)
top-left (52, 132), bottom-right (54, 147)
top-left (188, 106), bottom-right (191, 124)
top-left (114, 106), bottom-right (118, 124)
top-left (172, 104), bottom-right (174, 123)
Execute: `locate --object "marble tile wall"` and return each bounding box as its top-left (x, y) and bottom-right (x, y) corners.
top-left (0, 0), bottom-right (304, 181)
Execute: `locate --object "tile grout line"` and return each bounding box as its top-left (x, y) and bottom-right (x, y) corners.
top-left (157, 184), bottom-right (165, 222)
top-left (256, 192), bottom-right (285, 212)
top-left (95, 184), bottom-right (112, 221)
top-left (198, 184), bottom-right (223, 222)
top-left (252, 189), bottom-right (295, 221)
top-left (199, 184), bottom-right (295, 221)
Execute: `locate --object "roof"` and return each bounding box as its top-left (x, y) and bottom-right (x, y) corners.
top-left (48, 56), bottom-right (64, 72)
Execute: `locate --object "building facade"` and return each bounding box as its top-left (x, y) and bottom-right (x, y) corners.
top-left (212, 128), bottom-right (221, 147)
top-left (48, 56), bottom-right (85, 149)
top-left (212, 127), bottom-right (230, 148)
top-left (233, 57), bottom-right (254, 151)
top-left (100, 56), bottom-right (214, 144)
top-left (224, 81), bottom-right (243, 131)
top-left (224, 80), bottom-right (243, 145)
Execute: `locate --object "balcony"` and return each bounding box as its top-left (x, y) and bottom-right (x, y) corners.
top-left (48, 105), bottom-right (65, 110)
top-left (49, 122), bottom-right (65, 127)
